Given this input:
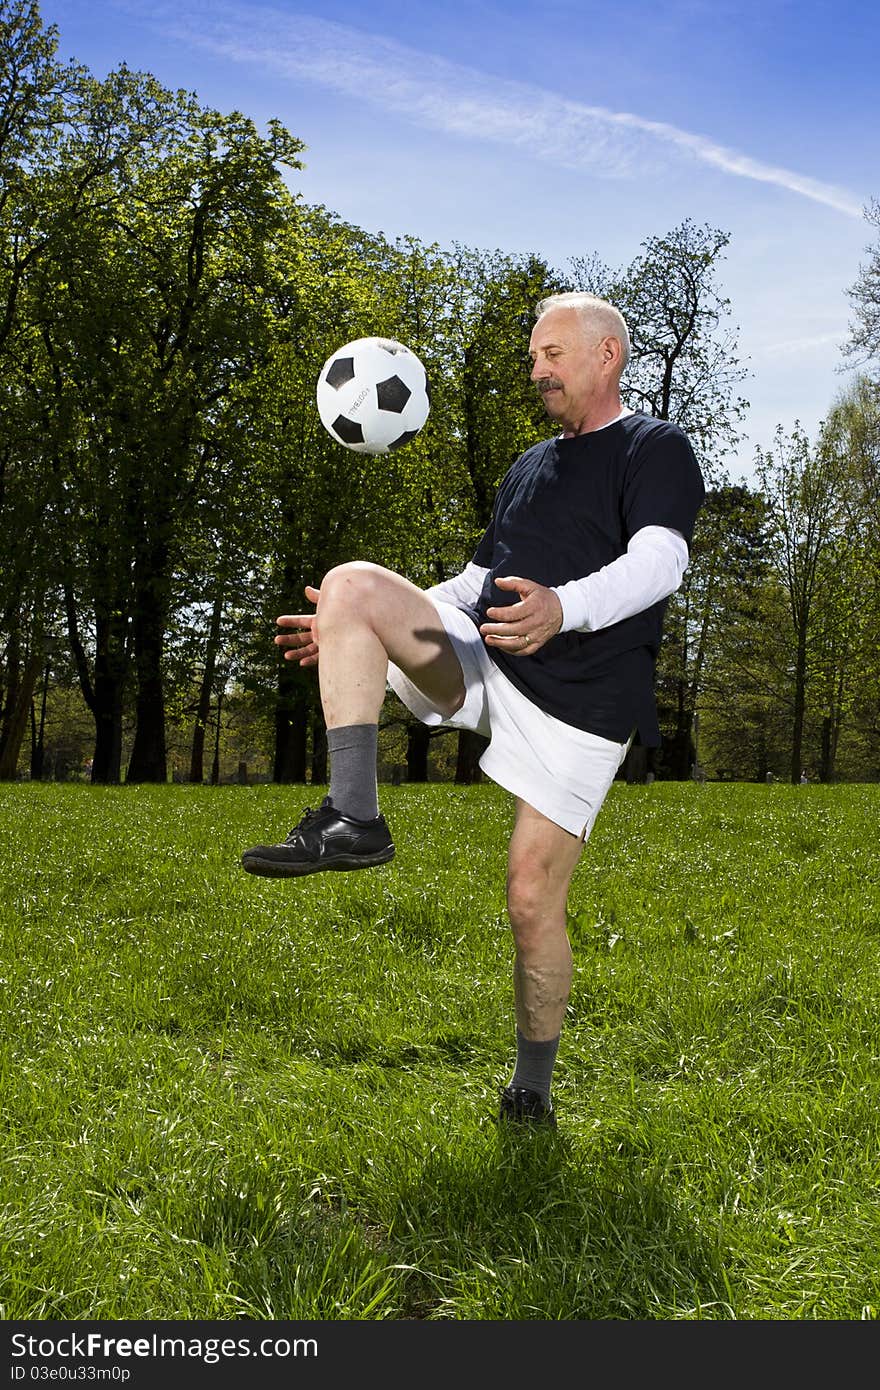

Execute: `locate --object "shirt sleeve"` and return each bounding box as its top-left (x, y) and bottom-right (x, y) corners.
top-left (622, 420), bottom-right (706, 543)
top-left (425, 561), bottom-right (488, 611)
top-left (551, 526), bottom-right (689, 633)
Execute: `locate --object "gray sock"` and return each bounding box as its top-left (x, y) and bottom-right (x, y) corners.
top-left (510, 1028), bottom-right (560, 1106)
top-left (327, 724), bottom-right (379, 821)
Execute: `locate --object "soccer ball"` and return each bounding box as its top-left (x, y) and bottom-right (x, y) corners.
top-left (315, 336), bottom-right (430, 454)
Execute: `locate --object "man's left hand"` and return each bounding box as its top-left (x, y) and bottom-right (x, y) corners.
top-left (479, 576), bottom-right (563, 656)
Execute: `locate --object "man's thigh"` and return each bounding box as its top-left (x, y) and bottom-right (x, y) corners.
top-left (507, 798), bottom-right (585, 896)
top-left (322, 562), bottom-right (466, 717)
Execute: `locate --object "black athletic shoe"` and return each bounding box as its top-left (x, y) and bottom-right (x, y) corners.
top-left (497, 1084), bottom-right (557, 1128)
top-left (241, 797), bottom-right (395, 878)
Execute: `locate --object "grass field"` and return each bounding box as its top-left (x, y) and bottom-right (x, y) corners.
top-left (1, 780), bottom-right (878, 1321)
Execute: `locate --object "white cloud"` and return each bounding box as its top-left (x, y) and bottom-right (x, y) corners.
top-left (154, 2), bottom-right (867, 219)
top-left (750, 330), bottom-right (850, 358)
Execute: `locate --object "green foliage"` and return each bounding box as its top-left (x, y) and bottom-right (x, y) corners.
top-left (2, 2), bottom-right (877, 794)
top-left (655, 483), bottom-right (770, 780)
top-left (843, 198), bottom-right (880, 374)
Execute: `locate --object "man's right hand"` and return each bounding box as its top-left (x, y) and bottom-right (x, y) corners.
top-left (275, 584), bottom-right (321, 667)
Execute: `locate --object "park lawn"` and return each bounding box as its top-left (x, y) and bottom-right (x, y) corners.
top-left (0, 780), bottom-right (878, 1320)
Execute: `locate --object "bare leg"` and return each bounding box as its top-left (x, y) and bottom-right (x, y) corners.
top-left (306, 562), bottom-right (465, 728)
top-left (506, 798), bottom-right (584, 1040)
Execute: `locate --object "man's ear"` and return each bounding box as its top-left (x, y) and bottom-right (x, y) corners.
top-left (602, 336), bottom-right (623, 370)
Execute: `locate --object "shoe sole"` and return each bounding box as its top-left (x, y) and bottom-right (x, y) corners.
top-left (241, 846), bottom-right (396, 878)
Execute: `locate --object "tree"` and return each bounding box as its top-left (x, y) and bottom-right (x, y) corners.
top-left (655, 484), bottom-right (769, 779)
top-left (22, 66), bottom-right (304, 781)
top-left (814, 377), bottom-right (880, 776)
top-left (755, 424), bottom-right (848, 783)
top-left (843, 198), bottom-right (880, 376)
top-left (0, 3), bottom-right (144, 778)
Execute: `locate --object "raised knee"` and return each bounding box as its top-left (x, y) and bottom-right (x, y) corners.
top-left (319, 561), bottom-right (384, 611)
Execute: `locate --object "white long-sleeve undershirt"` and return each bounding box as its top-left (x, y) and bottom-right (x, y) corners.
top-left (425, 524), bottom-right (689, 633)
top-left (425, 561), bottom-right (488, 613)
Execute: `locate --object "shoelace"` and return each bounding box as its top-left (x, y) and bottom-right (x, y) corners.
top-left (284, 805), bottom-right (319, 843)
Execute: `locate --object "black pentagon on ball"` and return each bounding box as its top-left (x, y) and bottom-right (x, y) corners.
top-left (325, 356), bottom-right (356, 389)
top-left (331, 414), bottom-right (364, 445)
top-left (375, 374), bottom-right (411, 413)
top-left (388, 428), bottom-right (420, 452)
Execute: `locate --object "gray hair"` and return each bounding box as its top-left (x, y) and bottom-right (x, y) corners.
top-left (535, 291), bottom-right (631, 373)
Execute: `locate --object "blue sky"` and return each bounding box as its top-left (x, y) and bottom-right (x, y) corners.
top-left (41, 0), bottom-right (879, 482)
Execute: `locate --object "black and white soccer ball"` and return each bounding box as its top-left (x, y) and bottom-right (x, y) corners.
top-left (315, 336), bottom-right (430, 454)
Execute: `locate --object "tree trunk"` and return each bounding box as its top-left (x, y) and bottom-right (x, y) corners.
top-left (210, 689), bottom-right (223, 786)
top-left (275, 706), bottom-right (307, 782)
top-left (820, 716), bottom-right (833, 784)
top-left (623, 743), bottom-right (649, 784)
top-left (790, 633), bottom-right (808, 784)
top-left (189, 593), bottom-right (223, 783)
top-left (65, 589), bottom-right (127, 784)
top-left (189, 704), bottom-right (208, 785)
top-left (454, 729), bottom-right (487, 783)
top-left (126, 601), bottom-right (168, 783)
top-left (0, 624), bottom-right (22, 769)
top-left (406, 722), bottom-right (430, 782)
top-left (756, 720), bottom-right (769, 783)
top-left (91, 680), bottom-right (125, 783)
top-left (820, 669), bottom-right (846, 784)
top-left (90, 615), bottom-right (128, 783)
top-left (127, 544), bottom-right (170, 784)
top-left (29, 662), bottom-right (50, 780)
top-left (273, 663), bottom-right (309, 783)
top-left (675, 675), bottom-right (693, 779)
top-left (0, 650), bottom-right (42, 780)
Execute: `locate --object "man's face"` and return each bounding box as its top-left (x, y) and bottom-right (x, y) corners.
top-left (528, 307), bottom-right (609, 431)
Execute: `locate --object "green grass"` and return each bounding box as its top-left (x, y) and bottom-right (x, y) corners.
top-left (1, 780), bottom-right (878, 1320)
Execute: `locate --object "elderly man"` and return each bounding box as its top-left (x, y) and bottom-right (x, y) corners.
top-left (242, 292), bottom-right (706, 1129)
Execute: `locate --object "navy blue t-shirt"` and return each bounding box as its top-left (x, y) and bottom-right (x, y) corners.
top-left (471, 412), bottom-right (706, 746)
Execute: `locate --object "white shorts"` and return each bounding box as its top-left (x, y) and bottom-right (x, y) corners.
top-left (386, 599), bottom-right (632, 839)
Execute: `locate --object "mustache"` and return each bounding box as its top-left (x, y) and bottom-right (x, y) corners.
top-left (536, 377), bottom-right (563, 393)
